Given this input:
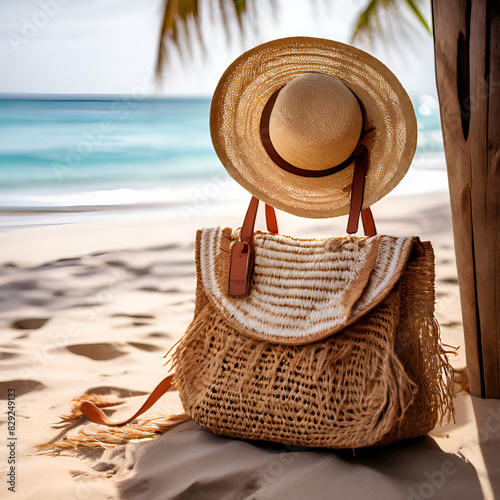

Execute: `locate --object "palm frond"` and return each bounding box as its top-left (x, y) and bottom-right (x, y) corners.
top-left (217, 0), bottom-right (232, 42)
top-left (156, 0), bottom-right (258, 80)
top-left (404, 0), bottom-right (431, 34)
top-left (155, 0), bottom-right (431, 78)
top-left (352, 0), bottom-right (380, 45)
top-left (351, 0), bottom-right (431, 45)
top-left (232, 0), bottom-right (247, 27)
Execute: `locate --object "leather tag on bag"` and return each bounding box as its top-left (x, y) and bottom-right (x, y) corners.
top-left (228, 241), bottom-right (253, 297)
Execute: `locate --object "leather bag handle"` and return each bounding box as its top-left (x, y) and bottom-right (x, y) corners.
top-left (228, 198), bottom-right (278, 297)
top-left (80, 373), bottom-right (192, 427)
top-left (228, 197), bottom-right (376, 297)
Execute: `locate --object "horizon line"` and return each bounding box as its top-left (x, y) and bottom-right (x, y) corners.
top-left (0, 92), bottom-right (212, 101)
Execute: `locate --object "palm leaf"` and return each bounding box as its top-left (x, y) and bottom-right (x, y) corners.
top-left (352, 0), bottom-right (431, 44)
top-left (155, 0), bottom-right (431, 78)
top-left (352, 0), bottom-right (383, 45)
top-left (156, 0), bottom-right (258, 79)
top-left (404, 0), bottom-right (431, 34)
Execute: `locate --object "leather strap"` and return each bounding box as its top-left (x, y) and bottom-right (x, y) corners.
top-left (240, 196), bottom-right (259, 245)
top-left (80, 374), bottom-right (176, 426)
top-left (361, 207), bottom-right (377, 237)
top-left (346, 144), bottom-right (369, 234)
top-left (265, 204), bottom-right (279, 234)
top-left (228, 198), bottom-right (278, 296)
top-left (238, 198), bottom-right (278, 237)
top-left (229, 197), bottom-right (258, 297)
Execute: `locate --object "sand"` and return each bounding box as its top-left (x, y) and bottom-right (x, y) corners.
top-left (0, 190), bottom-right (499, 499)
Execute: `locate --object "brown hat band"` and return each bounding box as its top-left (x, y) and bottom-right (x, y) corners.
top-left (259, 83), bottom-right (376, 234)
top-left (259, 85), bottom-right (374, 178)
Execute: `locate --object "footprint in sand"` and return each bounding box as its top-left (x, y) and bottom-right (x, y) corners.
top-left (0, 352), bottom-right (17, 361)
top-left (127, 267), bottom-right (151, 276)
top-left (112, 313), bottom-right (155, 320)
top-left (104, 260), bottom-right (127, 267)
top-left (85, 386), bottom-right (147, 398)
top-left (112, 313), bottom-right (154, 327)
top-left (72, 269), bottom-right (101, 277)
top-left (0, 380), bottom-right (45, 399)
top-left (441, 321), bottom-right (461, 328)
top-left (437, 258), bottom-right (453, 265)
top-left (138, 286), bottom-right (160, 292)
top-left (149, 243), bottom-right (178, 252)
top-left (53, 257), bottom-right (81, 267)
top-left (66, 343), bottom-right (125, 361)
top-left (11, 318), bottom-right (49, 330)
top-left (128, 342), bottom-right (161, 352)
top-left (440, 277), bottom-right (459, 284)
top-left (147, 332), bottom-right (170, 339)
top-left (7, 279), bottom-right (39, 290)
top-left (92, 462), bottom-right (118, 476)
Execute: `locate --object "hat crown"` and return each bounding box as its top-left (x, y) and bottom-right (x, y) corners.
top-left (268, 73), bottom-right (363, 171)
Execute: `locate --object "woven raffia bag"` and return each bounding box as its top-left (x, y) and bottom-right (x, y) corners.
top-left (81, 199), bottom-right (455, 448)
top-left (81, 198), bottom-right (454, 448)
top-left (81, 38), bottom-right (455, 449)
top-left (168, 199), bottom-right (454, 449)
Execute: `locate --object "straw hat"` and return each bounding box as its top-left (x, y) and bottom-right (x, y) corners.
top-left (210, 37), bottom-right (417, 218)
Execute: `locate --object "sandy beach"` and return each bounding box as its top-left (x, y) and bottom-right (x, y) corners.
top-left (1, 190), bottom-right (499, 499)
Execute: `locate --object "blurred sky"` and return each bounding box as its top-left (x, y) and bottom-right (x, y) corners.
top-left (0, 0), bottom-right (437, 97)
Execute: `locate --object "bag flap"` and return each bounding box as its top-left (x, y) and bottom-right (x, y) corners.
top-left (197, 227), bottom-right (419, 345)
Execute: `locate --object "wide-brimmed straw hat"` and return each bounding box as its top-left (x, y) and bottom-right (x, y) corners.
top-left (210, 37), bottom-right (417, 218)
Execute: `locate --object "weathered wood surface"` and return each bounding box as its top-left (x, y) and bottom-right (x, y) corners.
top-left (432, 0), bottom-right (500, 398)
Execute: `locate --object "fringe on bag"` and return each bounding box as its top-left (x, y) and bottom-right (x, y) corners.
top-left (172, 308), bottom-right (455, 449)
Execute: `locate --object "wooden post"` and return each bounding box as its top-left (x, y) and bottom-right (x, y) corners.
top-left (432, 0), bottom-right (500, 398)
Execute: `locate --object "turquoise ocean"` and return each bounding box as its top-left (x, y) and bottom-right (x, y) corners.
top-left (0, 96), bottom-right (446, 231)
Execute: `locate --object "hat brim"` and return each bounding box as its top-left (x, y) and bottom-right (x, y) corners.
top-left (210, 37), bottom-right (417, 218)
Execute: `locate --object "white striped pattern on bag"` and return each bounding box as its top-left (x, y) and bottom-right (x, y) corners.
top-left (200, 227), bottom-right (415, 343)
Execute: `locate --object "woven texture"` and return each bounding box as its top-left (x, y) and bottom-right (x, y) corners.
top-left (171, 229), bottom-right (454, 449)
